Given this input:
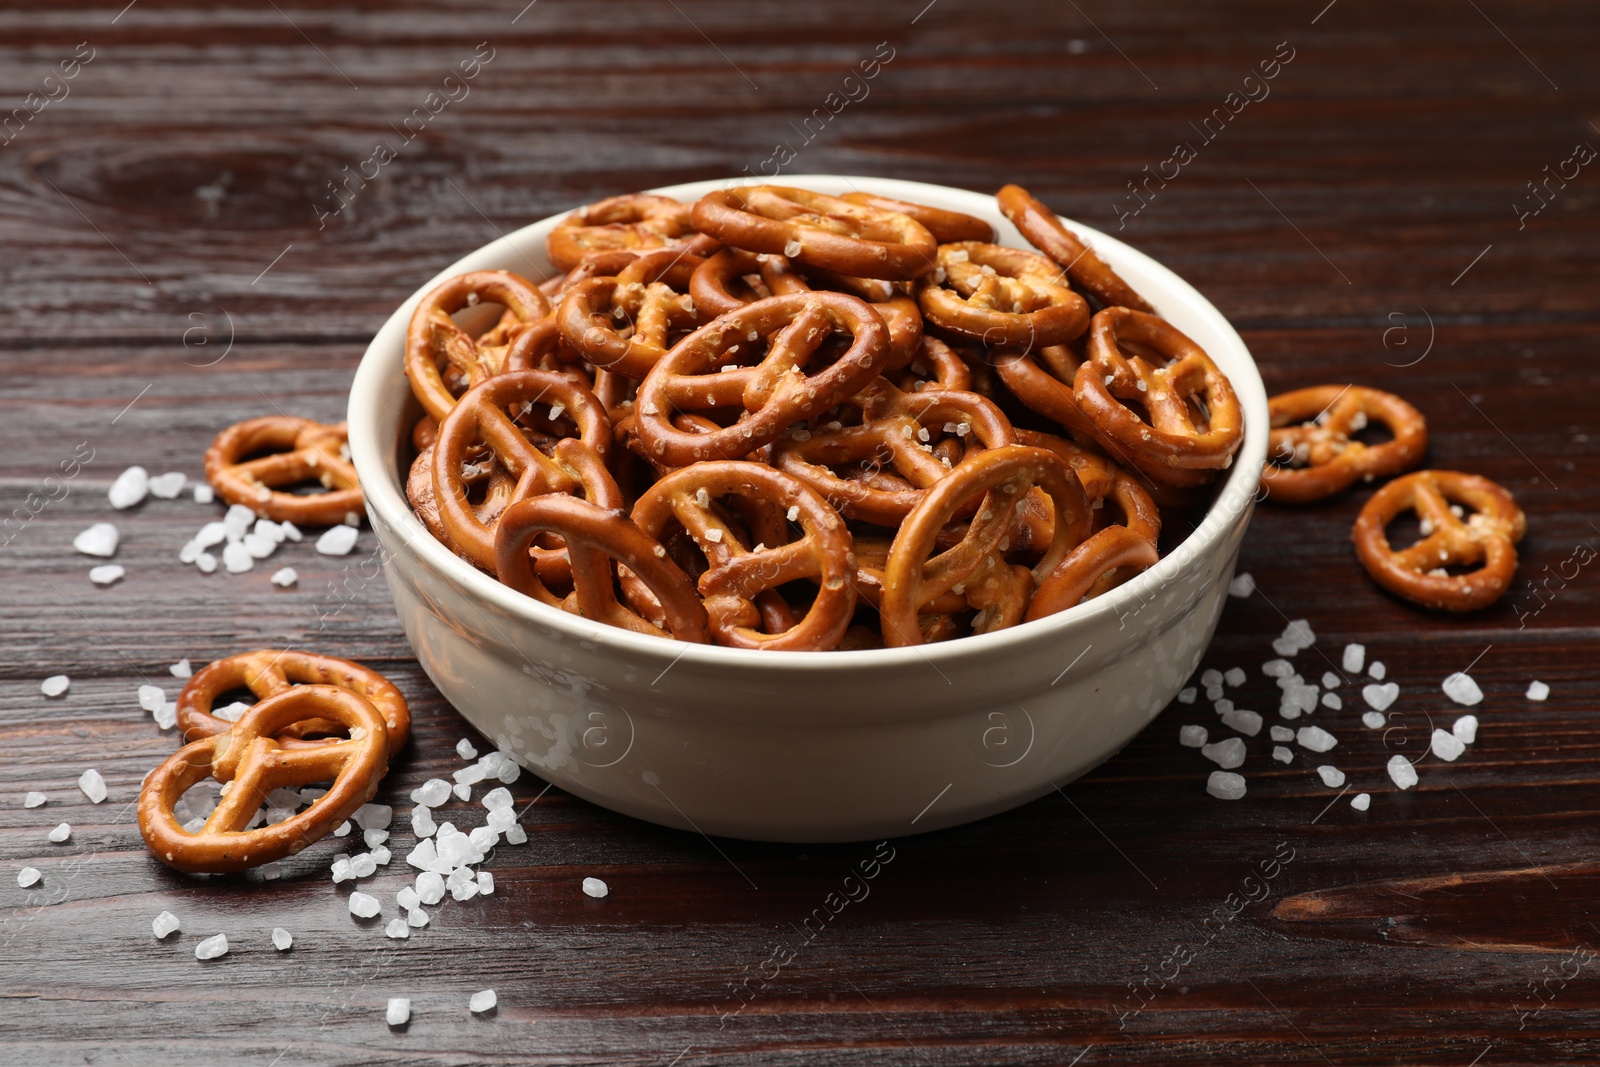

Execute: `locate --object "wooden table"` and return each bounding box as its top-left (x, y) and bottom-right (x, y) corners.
top-left (3, 2), bottom-right (1597, 1063)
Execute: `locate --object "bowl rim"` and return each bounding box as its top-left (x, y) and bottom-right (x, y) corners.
top-left (348, 174), bottom-right (1267, 672)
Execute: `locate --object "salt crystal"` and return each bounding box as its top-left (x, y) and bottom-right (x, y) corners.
top-left (89, 564), bottom-right (125, 585)
top-left (1442, 672), bottom-right (1483, 706)
top-left (279, 521), bottom-right (302, 542)
top-left (1227, 571), bottom-right (1256, 598)
top-left (1342, 643), bottom-right (1365, 673)
top-left (1223, 667), bottom-right (1247, 688)
top-left (354, 803), bottom-right (392, 831)
top-left (1431, 728), bottom-right (1466, 762)
top-left (109, 466), bottom-right (149, 509)
top-left (411, 779), bottom-right (452, 807)
top-left (387, 998), bottom-right (410, 1026)
top-left (1321, 671), bottom-right (1341, 689)
top-left (24, 791), bottom-right (46, 808)
top-left (152, 911), bottom-right (180, 938)
top-left (396, 886), bottom-right (419, 911)
top-left (1362, 683), bottom-right (1399, 712)
top-left (48, 822), bottom-right (70, 843)
top-left (364, 828), bottom-right (389, 848)
top-left (195, 933), bottom-right (229, 960)
top-left (1526, 680), bottom-right (1550, 701)
top-left (1368, 660), bottom-right (1386, 681)
top-left (454, 764), bottom-right (487, 786)
top-left (415, 871), bottom-right (446, 906)
top-left (223, 541), bottom-right (254, 573)
top-left (384, 917), bottom-right (410, 939)
top-left (469, 826), bottom-right (498, 852)
top-left (1453, 715), bottom-right (1479, 744)
top-left (505, 824), bottom-right (527, 845)
top-left (170, 658), bottom-right (192, 678)
top-left (73, 522), bottom-right (119, 557)
top-left (481, 787), bottom-right (513, 811)
top-left (786, 505), bottom-right (800, 522)
top-left (1205, 685), bottom-right (1224, 702)
top-left (348, 891), bottom-right (381, 918)
top-left (1178, 725), bottom-right (1208, 748)
top-left (147, 472), bottom-right (187, 498)
top-left (1205, 771), bottom-right (1247, 800)
top-left (1201, 737), bottom-right (1246, 769)
top-left (1351, 792), bottom-right (1371, 811)
top-left (333, 820), bottom-right (352, 837)
top-left (406, 907), bottom-right (429, 928)
top-left (411, 806), bottom-right (437, 839)
top-left (79, 769), bottom-right (107, 803)
top-left (1321, 693), bottom-right (1342, 711)
top-left (193, 484), bottom-right (214, 504)
top-left (243, 532), bottom-right (277, 559)
top-left (138, 684), bottom-right (165, 712)
top-left (372, 845), bottom-right (391, 866)
top-left (1387, 755), bottom-right (1419, 790)
top-left (1176, 687), bottom-right (1196, 704)
top-left (17, 867), bottom-right (41, 888)
top-left (452, 738), bottom-right (480, 762)
top-left (1221, 709), bottom-right (1263, 737)
top-left (1317, 765), bottom-right (1346, 787)
top-left (223, 504), bottom-right (255, 542)
top-left (477, 871), bottom-right (494, 895)
top-left (1297, 726), bottom-right (1338, 753)
top-left (260, 862), bottom-right (282, 880)
top-left (1262, 659), bottom-right (1293, 678)
top-left (194, 522), bottom-right (226, 549)
top-left (1201, 669), bottom-right (1222, 688)
top-left (331, 857), bottom-right (353, 883)
top-left (486, 807), bottom-right (516, 833)
top-left (1283, 619), bottom-right (1315, 649)
top-left (272, 927), bottom-right (293, 950)
top-left (316, 525), bottom-right (358, 555)
top-left (349, 853), bottom-right (377, 879)
top-left (41, 675), bottom-right (70, 698)
top-left (253, 518), bottom-right (284, 544)
top-left (1270, 726), bottom-right (1294, 742)
top-left (1214, 698), bottom-right (1234, 714)
top-left (453, 782), bottom-right (471, 802)
top-left (196, 552), bottom-right (217, 573)
top-left (451, 879), bottom-right (480, 902)
top-left (470, 989), bottom-right (497, 1013)
top-left (582, 876), bottom-right (610, 899)
top-left (1362, 711), bottom-right (1385, 729)
top-left (214, 700), bottom-right (250, 722)
top-left (1272, 745), bottom-right (1293, 763)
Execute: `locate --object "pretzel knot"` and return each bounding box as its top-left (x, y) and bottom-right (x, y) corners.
top-left (177, 650), bottom-right (410, 754)
top-left (633, 292), bottom-right (890, 468)
top-left (204, 416), bottom-right (364, 525)
top-left (138, 685), bottom-right (391, 874)
top-left (494, 495), bottom-right (711, 642)
top-left (1264, 385), bottom-right (1428, 503)
top-left (556, 249), bottom-right (706, 378)
top-left (405, 270), bottom-right (551, 422)
top-left (433, 370), bottom-right (616, 570)
top-left (633, 462), bottom-right (855, 651)
top-left (839, 191), bottom-right (995, 244)
top-left (692, 186), bottom-right (938, 281)
top-left (917, 242), bottom-right (1089, 350)
top-left (1073, 307), bottom-right (1243, 484)
top-left (996, 184), bottom-right (1154, 313)
top-left (880, 444), bottom-right (1092, 647)
top-left (1011, 428), bottom-right (1162, 550)
top-left (547, 194), bottom-right (717, 273)
top-left (1352, 469), bottom-right (1525, 612)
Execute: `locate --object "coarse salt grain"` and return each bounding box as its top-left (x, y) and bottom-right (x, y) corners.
top-left (411, 806), bottom-right (436, 839)
top-left (138, 684), bottom-right (165, 712)
top-left (348, 892), bottom-right (381, 918)
top-left (48, 822), bottom-right (70, 843)
top-left (1201, 737), bottom-right (1246, 769)
top-left (457, 738), bottom-right (479, 760)
top-left (1221, 709), bottom-right (1263, 737)
top-left (195, 933), bottom-right (229, 960)
top-left (316, 525), bottom-right (358, 556)
top-left (79, 769), bottom-right (107, 804)
top-left (1176, 687), bottom-right (1196, 704)
top-left (453, 782), bottom-right (471, 802)
top-left (1342, 643), bottom-right (1365, 673)
top-left (1271, 745), bottom-right (1291, 763)
top-left (333, 820), bottom-right (352, 837)
top-left (272, 927), bottom-right (293, 950)
top-left (384, 917), bottom-right (410, 939)
top-left (1362, 683), bottom-right (1399, 712)
top-left (1351, 793), bottom-right (1371, 811)
top-left (1317, 765), bottom-right (1345, 788)
top-left (1201, 669), bottom-right (1222, 688)
top-left (24, 791), bottom-right (46, 808)
top-left (73, 522), bottom-right (119, 558)
top-left (1368, 660), bottom-right (1386, 681)
top-left (1223, 667), bottom-right (1247, 688)
top-left (269, 567), bottom-right (298, 587)
top-left (470, 989), bottom-right (497, 1013)
top-left (147, 472), bottom-right (186, 498)
top-left (1361, 711), bottom-right (1385, 729)
top-left (411, 779), bottom-right (451, 807)
top-left (196, 552), bottom-right (217, 573)
top-left (223, 504), bottom-right (255, 541)
top-left (152, 911), bottom-right (181, 938)
top-left (1296, 726), bottom-right (1338, 753)
top-left (1431, 728), bottom-right (1466, 762)
top-left (1178, 725), bottom-right (1207, 748)
top-left (1387, 755), bottom-right (1419, 790)
top-left (1227, 572), bottom-right (1255, 598)
top-left (223, 541), bottom-right (254, 573)
top-left (1453, 715), bottom-right (1479, 744)
top-left (582, 876), bottom-right (609, 899)
top-left (1526, 680), bottom-right (1550, 701)
top-left (17, 867), bottom-right (41, 887)
top-left (1270, 726), bottom-right (1294, 742)
top-left (478, 871), bottom-right (494, 895)
top-left (1442, 672), bottom-right (1483, 706)
top-left (1321, 671), bottom-right (1341, 689)
top-left (170, 658), bottom-right (192, 678)
top-left (415, 871), bottom-right (446, 906)
top-left (1206, 771), bottom-right (1247, 800)
top-left (89, 564), bottom-right (125, 585)
top-left (193, 484), bottom-right (214, 503)
top-left (1321, 692), bottom-right (1342, 711)
top-left (109, 466), bottom-right (149, 509)
top-left (41, 675), bottom-right (69, 698)
top-left (387, 998), bottom-right (410, 1026)
top-left (1262, 659), bottom-right (1293, 678)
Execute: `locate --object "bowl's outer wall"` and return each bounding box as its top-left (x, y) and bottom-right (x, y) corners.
top-left (349, 176), bottom-right (1266, 841)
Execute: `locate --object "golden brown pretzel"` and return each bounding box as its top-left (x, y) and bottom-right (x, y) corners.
top-left (138, 685), bottom-right (390, 874)
top-left (892, 334), bottom-right (973, 393)
top-left (556, 249), bottom-right (706, 378)
top-left (996, 184), bottom-right (1154, 312)
top-left (1012, 428), bottom-right (1161, 547)
top-left (405, 270), bottom-right (551, 422)
top-left (1026, 526), bottom-right (1160, 620)
top-left (1264, 385), bottom-right (1428, 503)
top-left (408, 444), bottom-right (518, 560)
top-left (176, 649), bottom-right (410, 755)
top-left (633, 292), bottom-right (890, 467)
top-left (1073, 307), bottom-right (1243, 481)
top-left (879, 445), bottom-right (1092, 646)
top-left (840, 191), bottom-right (996, 243)
top-left (691, 186), bottom-right (937, 280)
top-left (1352, 469), bottom-right (1525, 612)
top-left (547, 194), bottom-right (717, 272)
top-left (205, 416), bottom-right (364, 525)
top-left (433, 370), bottom-right (613, 570)
top-left (918, 242), bottom-right (1089, 348)
top-left (494, 494), bottom-right (711, 641)
top-left (632, 462), bottom-right (855, 651)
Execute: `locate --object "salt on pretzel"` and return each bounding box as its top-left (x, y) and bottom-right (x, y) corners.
top-left (409, 445), bottom-right (519, 561)
top-left (494, 494), bottom-right (711, 641)
top-left (405, 270), bottom-right (551, 422)
top-left (692, 186), bottom-right (937, 280)
top-left (840, 191), bottom-right (996, 244)
top-left (918, 242), bottom-right (1089, 349)
top-left (1264, 385), bottom-right (1427, 503)
top-left (1352, 469), bottom-right (1525, 612)
top-left (138, 685), bottom-right (390, 873)
top-left (547, 194), bottom-right (718, 273)
top-left (205, 416), bottom-right (364, 525)
top-left (557, 248), bottom-right (706, 378)
top-left (176, 649), bottom-right (410, 754)
top-left (633, 292), bottom-right (890, 468)
top-left (632, 462), bottom-right (855, 650)
top-left (996, 184), bottom-right (1154, 313)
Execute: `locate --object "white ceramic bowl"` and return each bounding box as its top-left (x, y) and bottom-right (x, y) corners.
top-left (348, 175), bottom-right (1268, 842)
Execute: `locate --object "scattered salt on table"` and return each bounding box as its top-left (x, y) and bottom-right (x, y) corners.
top-left (1178, 725), bottom-right (1207, 748)
top-left (1297, 726), bottom-right (1338, 753)
top-left (272, 927), bottom-right (293, 950)
top-left (1431, 728), bottom-right (1466, 762)
top-left (194, 934), bottom-right (229, 960)
top-left (24, 791), bottom-right (46, 808)
top-left (1220, 709), bottom-right (1262, 737)
top-left (79, 769), bottom-right (107, 803)
top-left (41, 675), bottom-right (70, 698)
top-left (89, 564), bottom-right (125, 585)
top-left (387, 998), bottom-right (411, 1026)
top-left (582, 876), bottom-right (610, 899)
top-left (348, 892), bottom-right (381, 918)
top-left (1526, 680), bottom-right (1550, 701)
top-left (73, 523), bottom-right (119, 557)
top-left (48, 822), bottom-right (70, 843)
top-left (1201, 737), bottom-right (1246, 769)
top-left (1227, 571), bottom-right (1256, 598)
top-left (469, 989), bottom-right (497, 1013)
top-left (17, 867), bottom-right (40, 888)
top-left (152, 911), bottom-right (181, 938)
top-left (1270, 726), bottom-right (1294, 742)
top-left (1342, 643), bottom-right (1365, 673)
top-left (384, 918), bottom-right (410, 939)
top-left (1387, 755), bottom-right (1419, 790)
top-left (108, 466), bottom-right (148, 509)
top-left (1362, 683), bottom-right (1399, 712)
top-left (1361, 711), bottom-right (1385, 729)
top-left (1453, 715), bottom-right (1479, 744)
top-left (1442, 672), bottom-right (1483, 706)
top-left (1272, 746), bottom-right (1293, 764)
top-left (269, 567), bottom-right (298, 587)
top-left (1317, 765), bottom-right (1345, 788)
top-left (457, 738), bottom-right (479, 760)
top-left (1351, 793), bottom-right (1371, 811)
top-left (170, 658), bottom-right (192, 678)
top-left (1206, 771), bottom-right (1247, 800)
top-left (316, 525), bottom-right (359, 556)
top-left (138, 685), bottom-right (165, 712)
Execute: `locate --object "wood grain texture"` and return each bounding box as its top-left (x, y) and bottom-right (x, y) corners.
top-left (3, 1), bottom-right (1599, 1064)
